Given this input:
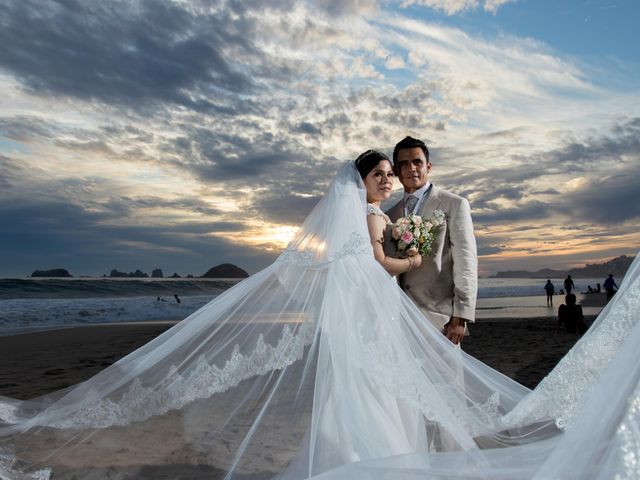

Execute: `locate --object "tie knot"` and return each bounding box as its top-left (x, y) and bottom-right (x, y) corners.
top-left (405, 195), bottom-right (418, 215)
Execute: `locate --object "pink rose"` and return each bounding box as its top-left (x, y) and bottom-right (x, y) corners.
top-left (401, 231), bottom-right (414, 244)
top-left (413, 216), bottom-right (422, 225)
top-left (399, 218), bottom-right (410, 226)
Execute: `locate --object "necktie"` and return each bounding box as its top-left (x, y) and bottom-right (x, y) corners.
top-left (405, 195), bottom-right (418, 216)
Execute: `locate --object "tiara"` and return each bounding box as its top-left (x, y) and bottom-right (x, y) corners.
top-left (354, 149), bottom-right (389, 166)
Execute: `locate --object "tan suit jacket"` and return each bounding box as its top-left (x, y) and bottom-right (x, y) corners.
top-left (387, 185), bottom-right (478, 332)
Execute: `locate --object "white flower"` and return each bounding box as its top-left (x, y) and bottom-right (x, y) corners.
top-left (431, 210), bottom-right (446, 227)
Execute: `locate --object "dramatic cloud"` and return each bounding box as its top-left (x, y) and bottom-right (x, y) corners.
top-left (0, 0), bottom-right (259, 112)
top-left (0, 0), bottom-right (638, 276)
top-left (400, 0), bottom-right (516, 15)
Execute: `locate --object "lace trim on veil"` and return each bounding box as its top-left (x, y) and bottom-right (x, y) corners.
top-left (0, 402), bottom-right (18, 424)
top-left (42, 323), bottom-right (315, 429)
top-left (504, 279), bottom-right (640, 430)
top-left (616, 386), bottom-right (640, 480)
top-left (0, 451), bottom-right (51, 480)
top-left (362, 340), bottom-right (500, 437)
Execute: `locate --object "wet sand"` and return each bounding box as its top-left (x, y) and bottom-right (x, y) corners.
top-left (0, 322), bottom-right (176, 399)
top-left (0, 313), bottom-right (601, 400)
top-left (463, 316), bottom-right (597, 389)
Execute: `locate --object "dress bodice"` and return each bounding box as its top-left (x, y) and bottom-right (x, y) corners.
top-left (367, 204), bottom-right (391, 225)
top-left (367, 204), bottom-right (395, 259)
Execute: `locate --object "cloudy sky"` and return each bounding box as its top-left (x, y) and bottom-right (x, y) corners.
top-left (0, 0), bottom-right (638, 277)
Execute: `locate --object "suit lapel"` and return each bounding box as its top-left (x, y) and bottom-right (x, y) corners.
top-left (418, 185), bottom-right (442, 220)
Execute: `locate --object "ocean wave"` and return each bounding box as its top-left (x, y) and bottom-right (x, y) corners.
top-left (0, 278), bottom-right (238, 300)
top-left (0, 295), bottom-right (215, 331)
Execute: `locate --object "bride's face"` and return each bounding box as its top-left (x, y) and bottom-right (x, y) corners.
top-left (364, 160), bottom-right (394, 203)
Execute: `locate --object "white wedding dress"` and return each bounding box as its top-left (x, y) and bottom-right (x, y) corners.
top-left (0, 161), bottom-right (638, 479)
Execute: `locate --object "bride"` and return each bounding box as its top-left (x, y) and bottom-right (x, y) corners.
top-left (0, 151), bottom-right (639, 479)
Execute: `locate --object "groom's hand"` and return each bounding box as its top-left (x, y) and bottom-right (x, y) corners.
top-left (444, 317), bottom-right (466, 344)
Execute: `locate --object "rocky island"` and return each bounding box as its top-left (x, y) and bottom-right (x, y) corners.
top-left (201, 263), bottom-right (249, 278)
top-left (108, 269), bottom-right (149, 278)
top-left (30, 269), bottom-right (73, 277)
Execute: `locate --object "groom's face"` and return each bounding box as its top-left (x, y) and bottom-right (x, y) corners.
top-left (396, 147), bottom-right (431, 193)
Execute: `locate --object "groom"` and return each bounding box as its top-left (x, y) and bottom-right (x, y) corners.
top-left (387, 136), bottom-right (478, 345)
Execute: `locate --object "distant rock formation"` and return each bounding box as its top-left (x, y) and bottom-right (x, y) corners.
top-left (151, 269), bottom-right (164, 278)
top-left (169, 272), bottom-right (181, 278)
top-left (492, 255), bottom-right (635, 279)
top-left (31, 268), bottom-right (73, 277)
top-left (200, 263), bottom-right (249, 279)
top-left (109, 269), bottom-right (149, 278)
top-left (576, 255), bottom-right (635, 278)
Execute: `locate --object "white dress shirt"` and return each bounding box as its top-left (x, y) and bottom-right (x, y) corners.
top-left (403, 182), bottom-right (432, 216)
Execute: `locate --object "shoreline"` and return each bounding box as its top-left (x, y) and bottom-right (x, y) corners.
top-left (0, 292), bottom-right (608, 335)
top-left (0, 315), bottom-right (596, 400)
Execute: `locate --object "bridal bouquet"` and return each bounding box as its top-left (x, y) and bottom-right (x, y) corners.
top-left (391, 210), bottom-right (445, 257)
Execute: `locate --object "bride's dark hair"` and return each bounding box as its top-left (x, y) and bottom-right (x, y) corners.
top-left (354, 149), bottom-right (391, 178)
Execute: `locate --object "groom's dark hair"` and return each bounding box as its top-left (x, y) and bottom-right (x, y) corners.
top-left (392, 136), bottom-right (430, 168)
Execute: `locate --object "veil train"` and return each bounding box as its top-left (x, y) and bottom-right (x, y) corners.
top-left (0, 161), bottom-right (638, 479)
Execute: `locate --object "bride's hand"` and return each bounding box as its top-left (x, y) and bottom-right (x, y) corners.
top-left (409, 253), bottom-right (422, 270)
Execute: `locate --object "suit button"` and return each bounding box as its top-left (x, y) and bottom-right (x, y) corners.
top-left (405, 285), bottom-right (411, 290)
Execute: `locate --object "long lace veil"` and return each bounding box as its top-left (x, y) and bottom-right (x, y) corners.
top-left (304, 246), bottom-right (640, 480)
top-left (0, 161), bottom-right (637, 479)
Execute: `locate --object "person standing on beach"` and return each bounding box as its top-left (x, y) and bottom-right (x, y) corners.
top-left (545, 280), bottom-right (555, 306)
top-left (386, 136), bottom-right (477, 345)
top-left (604, 274), bottom-right (618, 302)
top-left (563, 275), bottom-right (575, 295)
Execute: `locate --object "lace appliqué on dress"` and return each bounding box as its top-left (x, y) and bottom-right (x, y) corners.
top-left (47, 323), bottom-right (315, 429)
top-left (366, 204), bottom-right (384, 217)
top-left (277, 232), bottom-right (371, 266)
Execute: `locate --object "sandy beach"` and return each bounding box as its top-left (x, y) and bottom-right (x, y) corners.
top-left (0, 303), bottom-right (605, 479)
top-left (0, 309), bottom-right (602, 400)
top-left (463, 316), bottom-right (597, 388)
top-left (0, 322), bottom-right (177, 400)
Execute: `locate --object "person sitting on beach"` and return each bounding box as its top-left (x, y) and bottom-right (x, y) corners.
top-left (603, 274), bottom-right (618, 302)
top-left (544, 280), bottom-right (555, 306)
top-left (558, 293), bottom-right (588, 335)
top-left (587, 285), bottom-right (594, 293)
